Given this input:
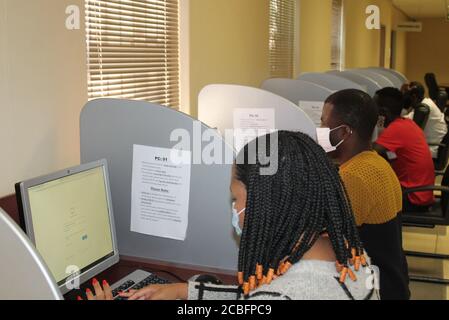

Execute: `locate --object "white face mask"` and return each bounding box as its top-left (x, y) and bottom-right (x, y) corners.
top-left (316, 125), bottom-right (350, 153)
top-left (231, 202), bottom-right (245, 236)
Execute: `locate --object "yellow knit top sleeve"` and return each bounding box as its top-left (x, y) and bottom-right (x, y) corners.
top-left (339, 151), bottom-right (402, 226)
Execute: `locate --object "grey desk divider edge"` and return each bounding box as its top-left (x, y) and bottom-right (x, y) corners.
top-left (368, 67), bottom-right (408, 85)
top-left (348, 69), bottom-right (395, 88)
top-left (0, 208), bottom-right (63, 300)
top-left (80, 99), bottom-right (238, 273)
top-left (261, 78), bottom-right (334, 104)
top-left (328, 70), bottom-right (382, 96)
top-left (298, 72), bottom-right (366, 92)
top-left (364, 67), bottom-right (405, 89)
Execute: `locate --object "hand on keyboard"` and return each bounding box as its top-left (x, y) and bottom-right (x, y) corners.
top-left (78, 278), bottom-right (114, 301)
top-left (112, 274), bottom-right (170, 300)
top-left (118, 283), bottom-right (188, 300)
top-left (77, 273), bottom-right (173, 301)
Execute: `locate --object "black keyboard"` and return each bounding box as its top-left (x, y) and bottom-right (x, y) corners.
top-left (112, 274), bottom-right (170, 300)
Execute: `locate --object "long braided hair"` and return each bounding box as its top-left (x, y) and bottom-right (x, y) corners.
top-left (235, 131), bottom-right (365, 296)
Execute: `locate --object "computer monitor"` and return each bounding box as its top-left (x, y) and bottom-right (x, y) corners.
top-left (16, 159), bottom-right (119, 295)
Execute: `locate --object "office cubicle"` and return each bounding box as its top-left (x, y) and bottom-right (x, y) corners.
top-left (81, 99), bottom-right (239, 273)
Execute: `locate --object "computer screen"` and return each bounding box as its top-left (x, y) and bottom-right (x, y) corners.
top-left (17, 161), bottom-right (118, 292)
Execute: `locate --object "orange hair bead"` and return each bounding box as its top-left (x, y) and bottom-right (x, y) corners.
top-left (339, 267), bottom-right (348, 283)
top-left (237, 272), bottom-right (244, 285)
top-left (243, 282), bottom-right (250, 295)
top-left (249, 276), bottom-right (256, 290)
top-left (266, 268), bottom-right (275, 285)
top-left (256, 264), bottom-right (263, 280)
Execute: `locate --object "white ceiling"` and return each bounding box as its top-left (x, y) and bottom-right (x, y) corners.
top-left (393, 0), bottom-right (448, 19)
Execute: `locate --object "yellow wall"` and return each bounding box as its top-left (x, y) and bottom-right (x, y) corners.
top-left (344, 0), bottom-right (408, 73)
top-left (189, 0), bottom-right (270, 118)
top-left (0, 0), bottom-right (87, 196)
top-left (391, 7), bottom-right (408, 75)
top-left (406, 18), bottom-right (449, 85)
top-left (298, 0), bottom-right (333, 73)
top-left (297, 0), bottom-right (408, 74)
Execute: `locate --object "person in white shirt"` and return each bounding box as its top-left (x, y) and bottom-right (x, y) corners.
top-left (404, 82), bottom-right (447, 158)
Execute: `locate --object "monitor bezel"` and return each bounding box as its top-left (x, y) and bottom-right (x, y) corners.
top-left (16, 159), bottom-right (120, 295)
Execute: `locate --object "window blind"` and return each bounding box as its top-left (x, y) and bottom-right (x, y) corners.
top-left (85, 0), bottom-right (180, 109)
top-left (331, 0), bottom-right (344, 71)
top-left (269, 0), bottom-right (295, 78)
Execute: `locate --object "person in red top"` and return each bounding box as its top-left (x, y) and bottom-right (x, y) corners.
top-left (374, 87), bottom-right (435, 212)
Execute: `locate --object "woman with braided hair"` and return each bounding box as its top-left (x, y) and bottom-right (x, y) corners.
top-left (89, 131), bottom-right (379, 300)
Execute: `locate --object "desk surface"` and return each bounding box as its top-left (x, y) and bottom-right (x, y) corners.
top-left (0, 194), bottom-right (237, 300)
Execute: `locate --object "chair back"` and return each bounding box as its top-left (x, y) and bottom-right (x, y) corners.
top-left (425, 73), bottom-right (439, 101)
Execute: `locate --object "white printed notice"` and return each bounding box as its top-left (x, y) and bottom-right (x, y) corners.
top-left (131, 145), bottom-right (191, 241)
top-left (233, 108), bottom-right (275, 152)
top-left (298, 101), bottom-right (324, 127)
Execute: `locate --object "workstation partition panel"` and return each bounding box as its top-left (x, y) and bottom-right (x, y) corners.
top-left (349, 69), bottom-right (396, 88)
top-left (261, 78), bottom-right (334, 104)
top-left (0, 208), bottom-right (63, 300)
top-left (298, 72), bottom-right (366, 92)
top-left (198, 84), bottom-right (317, 143)
top-left (327, 71), bottom-right (382, 96)
top-left (364, 67), bottom-right (405, 89)
top-left (367, 67), bottom-right (408, 85)
top-left (80, 99), bottom-right (238, 273)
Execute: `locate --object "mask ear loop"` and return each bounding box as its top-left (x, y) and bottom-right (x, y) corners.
top-left (332, 126), bottom-right (353, 148)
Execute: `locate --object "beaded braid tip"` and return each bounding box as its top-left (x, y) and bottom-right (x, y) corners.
top-left (360, 255), bottom-right (367, 267)
top-left (349, 248), bottom-right (356, 266)
top-left (335, 261), bottom-right (344, 273)
top-left (339, 267), bottom-right (349, 283)
top-left (243, 282), bottom-right (250, 296)
top-left (280, 262), bottom-right (292, 275)
top-left (237, 272), bottom-right (244, 285)
top-left (348, 268), bottom-right (357, 282)
top-left (266, 268), bottom-right (275, 285)
top-left (256, 264), bottom-right (263, 280)
top-left (249, 276), bottom-right (256, 290)
top-left (354, 256), bottom-right (361, 271)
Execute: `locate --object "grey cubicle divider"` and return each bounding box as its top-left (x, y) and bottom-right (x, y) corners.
top-left (80, 99), bottom-right (238, 273)
top-left (349, 69), bottom-right (395, 88)
top-left (197, 84), bottom-right (317, 143)
top-left (368, 67), bottom-right (408, 85)
top-left (328, 70), bottom-right (382, 96)
top-left (0, 208), bottom-right (63, 300)
top-left (298, 72), bottom-right (366, 92)
top-left (364, 67), bottom-right (404, 89)
top-left (261, 78), bottom-right (334, 104)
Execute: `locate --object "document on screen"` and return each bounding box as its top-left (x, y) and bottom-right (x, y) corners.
top-left (131, 145), bottom-right (192, 241)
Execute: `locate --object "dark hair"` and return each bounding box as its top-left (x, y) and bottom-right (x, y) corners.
top-left (235, 131), bottom-right (364, 295)
top-left (375, 87), bottom-right (404, 117)
top-left (325, 89), bottom-right (378, 141)
top-left (409, 81), bottom-right (425, 101)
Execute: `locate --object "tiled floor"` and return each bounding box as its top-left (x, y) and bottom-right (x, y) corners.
top-left (405, 175), bottom-right (449, 300)
top-left (408, 256), bottom-right (449, 300)
top-left (410, 281), bottom-right (447, 300)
